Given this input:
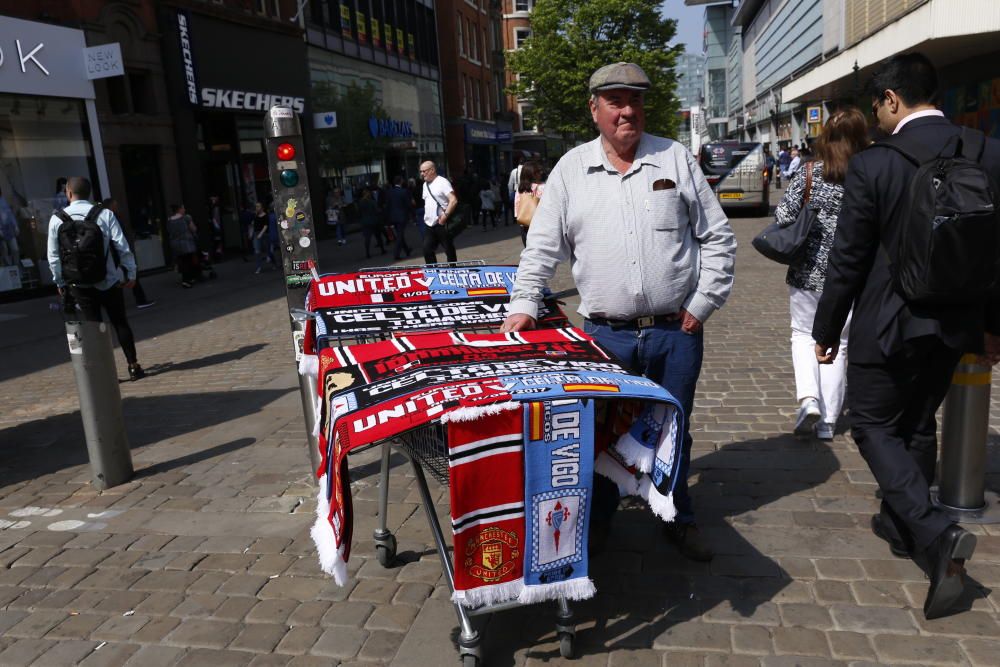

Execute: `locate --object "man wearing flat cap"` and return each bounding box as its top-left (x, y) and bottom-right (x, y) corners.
top-left (503, 62), bottom-right (736, 560)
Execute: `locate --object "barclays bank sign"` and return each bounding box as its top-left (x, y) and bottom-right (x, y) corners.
top-left (368, 117), bottom-right (414, 139)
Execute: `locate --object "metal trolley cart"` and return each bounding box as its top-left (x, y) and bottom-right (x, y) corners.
top-left (315, 262), bottom-right (577, 666)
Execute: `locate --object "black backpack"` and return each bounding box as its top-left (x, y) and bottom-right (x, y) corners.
top-left (56, 203), bottom-right (106, 285)
top-left (877, 128), bottom-right (1000, 307)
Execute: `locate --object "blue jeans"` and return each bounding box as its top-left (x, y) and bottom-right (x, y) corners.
top-left (584, 318), bottom-right (704, 524)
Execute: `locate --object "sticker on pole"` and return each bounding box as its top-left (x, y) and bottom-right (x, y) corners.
top-left (67, 332), bottom-right (83, 355)
top-left (292, 331), bottom-right (305, 362)
top-left (272, 108), bottom-right (294, 118)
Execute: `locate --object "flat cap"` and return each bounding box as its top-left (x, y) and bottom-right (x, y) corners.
top-left (589, 62), bottom-right (651, 93)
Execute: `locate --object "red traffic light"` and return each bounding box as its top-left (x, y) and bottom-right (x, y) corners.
top-left (276, 143), bottom-right (296, 161)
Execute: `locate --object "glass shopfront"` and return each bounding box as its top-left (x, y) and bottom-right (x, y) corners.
top-left (0, 17), bottom-right (106, 297)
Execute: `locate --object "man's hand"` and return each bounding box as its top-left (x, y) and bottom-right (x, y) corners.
top-left (983, 333), bottom-right (1000, 366)
top-left (679, 308), bottom-right (702, 335)
top-left (123, 280), bottom-right (136, 289)
top-left (57, 286), bottom-right (66, 297)
top-left (500, 313), bottom-right (536, 333)
top-left (436, 214), bottom-right (448, 226)
top-left (815, 343), bottom-right (837, 364)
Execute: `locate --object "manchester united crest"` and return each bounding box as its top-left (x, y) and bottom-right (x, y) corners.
top-left (464, 526), bottom-right (520, 582)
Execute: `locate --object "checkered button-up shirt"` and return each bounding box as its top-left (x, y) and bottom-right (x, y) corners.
top-left (509, 133), bottom-right (736, 323)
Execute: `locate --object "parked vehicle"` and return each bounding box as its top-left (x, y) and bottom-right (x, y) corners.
top-left (699, 141), bottom-right (770, 216)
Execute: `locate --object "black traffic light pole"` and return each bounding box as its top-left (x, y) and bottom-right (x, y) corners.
top-left (263, 106), bottom-right (322, 476)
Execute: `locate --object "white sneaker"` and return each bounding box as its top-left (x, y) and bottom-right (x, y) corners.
top-left (815, 422), bottom-right (834, 440)
top-left (794, 398), bottom-right (821, 435)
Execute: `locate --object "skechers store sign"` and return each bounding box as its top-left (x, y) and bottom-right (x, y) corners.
top-left (369, 117), bottom-right (414, 138)
top-left (173, 10), bottom-right (306, 114)
top-left (202, 89), bottom-right (305, 113)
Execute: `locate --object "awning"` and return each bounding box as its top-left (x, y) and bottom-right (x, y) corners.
top-left (781, 0), bottom-right (1000, 103)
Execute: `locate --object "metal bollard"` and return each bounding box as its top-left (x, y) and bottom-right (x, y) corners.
top-left (931, 354), bottom-right (1000, 523)
top-left (65, 320), bottom-right (134, 490)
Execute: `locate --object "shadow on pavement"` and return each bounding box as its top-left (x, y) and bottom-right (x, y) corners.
top-left (478, 435), bottom-right (840, 664)
top-left (0, 389), bottom-right (288, 491)
top-left (139, 343), bottom-right (268, 378)
top-left (134, 437), bottom-right (258, 477)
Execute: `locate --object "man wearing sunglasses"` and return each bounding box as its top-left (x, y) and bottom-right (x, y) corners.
top-left (813, 52), bottom-right (1000, 619)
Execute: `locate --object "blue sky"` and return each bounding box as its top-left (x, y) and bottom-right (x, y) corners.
top-left (661, 0), bottom-right (707, 53)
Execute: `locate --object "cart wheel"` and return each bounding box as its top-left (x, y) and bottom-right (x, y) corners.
top-left (559, 632), bottom-right (575, 659)
top-left (462, 654), bottom-right (479, 667)
top-left (375, 534), bottom-right (397, 567)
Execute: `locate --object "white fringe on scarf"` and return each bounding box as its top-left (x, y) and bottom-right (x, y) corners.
top-left (612, 431), bottom-right (655, 473)
top-left (298, 353), bottom-right (319, 379)
top-left (439, 401), bottom-right (521, 423)
top-left (311, 474), bottom-right (348, 585)
top-left (594, 451), bottom-right (641, 497)
top-left (639, 477), bottom-right (677, 523)
top-left (311, 395), bottom-right (323, 438)
top-left (518, 577), bottom-right (596, 604)
top-left (452, 578), bottom-right (524, 608)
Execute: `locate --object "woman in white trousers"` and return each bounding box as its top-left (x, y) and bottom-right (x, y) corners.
top-left (773, 108), bottom-right (869, 439)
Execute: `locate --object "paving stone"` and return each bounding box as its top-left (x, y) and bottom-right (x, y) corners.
top-left (310, 626), bottom-right (368, 659)
top-left (607, 649), bottom-right (664, 666)
top-left (46, 548), bottom-right (114, 568)
top-left (217, 574), bottom-right (272, 598)
top-left (213, 596), bottom-right (260, 622)
top-left (827, 631), bottom-right (875, 661)
top-left (163, 619), bottom-right (241, 649)
top-left (0, 638), bottom-right (55, 666)
top-left (320, 600), bottom-right (375, 627)
top-left (123, 645), bottom-right (188, 667)
top-left (32, 639), bottom-right (99, 666)
top-left (174, 648), bottom-right (255, 666)
top-left (829, 603), bottom-right (917, 634)
top-left (814, 558), bottom-right (866, 581)
top-left (93, 591), bottom-right (149, 614)
top-left (364, 603), bottom-right (419, 632)
top-left (777, 603), bottom-right (834, 630)
top-left (4, 610), bottom-right (68, 638)
top-left (274, 627), bottom-right (322, 655)
top-left (133, 592), bottom-right (183, 615)
top-left (247, 656), bottom-right (291, 667)
top-left (246, 598), bottom-right (299, 624)
top-left (872, 633), bottom-right (965, 665)
top-left (229, 623), bottom-right (288, 653)
top-left (347, 577), bottom-right (399, 604)
top-left (171, 594), bottom-right (227, 618)
top-left (961, 638), bottom-right (1000, 666)
top-left (92, 614), bottom-right (152, 642)
top-left (772, 626), bottom-right (829, 657)
top-left (286, 600), bottom-right (331, 626)
top-left (77, 641), bottom-right (140, 667)
top-left (131, 616), bottom-right (181, 644)
top-left (131, 570), bottom-right (202, 592)
top-left (730, 625), bottom-right (772, 655)
top-left (358, 629), bottom-right (404, 662)
top-left (187, 572), bottom-right (232, 595)
top-left (652, 620), bottom-right (731, 652)
top-left (813, 580), bottom-right (854, 604)
top-left (45, 613), bottom-right (107, 640)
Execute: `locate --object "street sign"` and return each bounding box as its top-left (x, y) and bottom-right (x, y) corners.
top-left (313, 111), bottom-right (337, 129)
top-left (84, 42), bottom-right (123, 80)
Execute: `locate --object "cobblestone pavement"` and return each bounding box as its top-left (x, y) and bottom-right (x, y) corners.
top-left (1, 212), bottom-right (999, 667)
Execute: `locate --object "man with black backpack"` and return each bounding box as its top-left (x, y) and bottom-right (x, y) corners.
top-left (47, 176), bottom-right (145, 381)
top-left (812, 53), bottom-right (1000, 620)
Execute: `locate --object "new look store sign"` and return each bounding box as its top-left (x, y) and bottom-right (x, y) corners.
top-left (0, 16), bottom-right (94, 99)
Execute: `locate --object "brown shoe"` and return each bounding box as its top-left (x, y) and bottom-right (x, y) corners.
top-left (663, 523), bottom-right (714, 562)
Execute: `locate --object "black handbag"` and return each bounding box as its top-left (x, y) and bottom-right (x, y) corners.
top-left (752, 163), bottom-right (817, 265)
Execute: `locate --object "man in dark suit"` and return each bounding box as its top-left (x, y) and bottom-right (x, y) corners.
top-left (812, 52), bottom-right (1000, 619)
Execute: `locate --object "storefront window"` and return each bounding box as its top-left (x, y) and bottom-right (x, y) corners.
top-left (0, 94), bottom-right (97, 292)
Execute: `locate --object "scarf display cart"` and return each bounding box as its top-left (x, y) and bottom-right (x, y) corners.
top-left (300, 263), bottom-right (684, 666)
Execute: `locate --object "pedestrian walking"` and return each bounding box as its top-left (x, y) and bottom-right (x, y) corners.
top-left (238, 200), bottom-right (254, 262)
top-left (507, 158), bottom-right (523, 223)
top-left (812, 53), bottom-right (1000, 619)
top-left (502, 62), bottom-right (736, 561)
top-left (327, 188), bottom-right (346, 245)
top-left (208, 194), bottom-right (224, 261)
top-left (103, 198), bottom-right (155, 309)
top-left (514, 160), bottom-right (545, 247)
top-left (386, 176), bottom-right (413, 260)
top-left (763, 146), bottom-right (776, 187)
top-left (479, 181), bottom-right (498, 229)
top-left (781, 147), bottom-right (801, 181)
top-left (48, 177), bottom-right (145, 380)
top-left (167, 204), bottom-right (199, 287)
top-left (358, 188), bottom-right (385, 259)
top-left (251, 201), bottom-right (269, 273)
top-left (267, 203), bottom-right (280, 267)
top-left (0, 186), bottom-right (20, 268)
top-left (776, 146), bottom-right (790, 188)
top-left (773, 108), bottom-right (868, 440)
top-left (419, 161), bottom-right (458, 264)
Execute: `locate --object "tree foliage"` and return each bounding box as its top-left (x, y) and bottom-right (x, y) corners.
top-left (312, 81), bottom-right (391, 175)
top-left (506, 0), bottom-right (683, 139)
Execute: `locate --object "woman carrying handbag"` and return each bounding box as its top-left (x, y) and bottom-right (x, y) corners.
top-left (772, 107), bottom-right (868, 440)
top-left (514, 160), bottom-right (545, 247)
